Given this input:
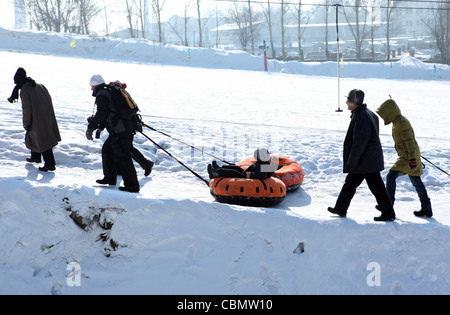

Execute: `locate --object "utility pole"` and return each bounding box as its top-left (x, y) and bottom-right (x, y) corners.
top-left (334, 4), bottom-right (343, 112)
top-left (264, 40), bottom-right (268, 72)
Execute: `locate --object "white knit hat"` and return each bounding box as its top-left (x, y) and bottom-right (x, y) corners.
top-left (89, 74), bottom-right (105, 87)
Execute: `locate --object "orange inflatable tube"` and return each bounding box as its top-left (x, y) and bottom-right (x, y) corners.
top-left (236, 155), bottom-right (304, 192)
top-left (210, 176), bottom-right (286, 207)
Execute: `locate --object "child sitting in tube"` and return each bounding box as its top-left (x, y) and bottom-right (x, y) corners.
top-left (207, 148), bottom-right (277, 180)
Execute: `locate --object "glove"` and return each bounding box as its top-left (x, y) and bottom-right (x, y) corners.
top-left (23, 125), bottom-right (31, 131)
top-left (86, 128), bottom-right (94, 140)
top-left (135, 121), bottom-right (143, 133)
top-left (8, 97), bottom-right (16, 103)
top-left (409, 159), bottom-right (417, 169)
top-left (87, 116), bottom-right (94, 123)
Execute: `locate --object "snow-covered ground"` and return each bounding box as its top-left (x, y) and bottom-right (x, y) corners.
top-left (1, 28), bottom-right (450, 295)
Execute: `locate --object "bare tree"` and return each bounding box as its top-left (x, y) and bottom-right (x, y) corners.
top-left (228, 1), bottom-right (250, 51)
top-left (194, 0), bottom-right (203, 47)
top-left (152, 0), bottom-right (165, 43)
top-left (366, 1), bottom-right (383, 61)
top-left (123, 0), bottom-right (148, 38)
top-left (214, 2), bottom-right (222, 48)
top-left (167, 1), bottom-right (191, 46)
top-left (343, 0), bottom-right (371, 61)
top-left (193, 0), bottom-right (213, 47)
top-left (132, 0), bottom-right (147, 38)
top-left (102, 0), bottom-right (110, 35)
top-left (26, 0), bottom-right (98, 34)
top-left (125, 0), bottom-right (136, 37)
top-left (184, 0), bottom-right (192, 46)
top-left (81, 0), bottom-right (100, 34)
top-left (261, 0), bottom-right (276, 58)
top-left (383, 0), bottom-right (400, 61)
top-left (423, 1), bottom-right (450, 64)
top-left (247, 0), bottom-right (255, 54)
top-left (280, 0), bottom-right (289, 61)
top-left (291, 0), bottom-right (319, 61)
top-left (27, 0), bottom-right (68, 32)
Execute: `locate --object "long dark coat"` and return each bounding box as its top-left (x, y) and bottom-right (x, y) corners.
top-left (343, 104), bottom-right (385, 174)
top-left (21, 82), bottom-right (61, 153)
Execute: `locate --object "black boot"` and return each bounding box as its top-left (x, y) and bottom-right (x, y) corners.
top-left (96, 178), bottom-right (116, 186)
top-left (207, 164), bottom-right (219, 179)
top-left (327, 207), bottom-right (346, 218)
top-left (413, 209), bottom-right (433, 218)
top-left (374, 212), bottom-right (396, 221)
top-left (207, 164), bottom-right (213, 179)
top-left (39, 165), bottom-right (56, 172)
top-left (27, 157), bottom-right (42, 163)
top-left (144, 161), bottom-right (154, 177)
top-left (414, 200), bottom-right (432, 217)
top-left (27, 152), bottom-right (42, 163)
top-left (40, 149), bottom-right (56, 171)
top-left (119, 186), bottom-right (140, 193)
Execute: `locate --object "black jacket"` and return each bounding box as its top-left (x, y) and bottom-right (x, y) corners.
top-left (88, 84), bottom-right (132, 135)
top-left (343, 104), bottom-right (385, 174)
top-left (245, 160), bottom-right (276, 179)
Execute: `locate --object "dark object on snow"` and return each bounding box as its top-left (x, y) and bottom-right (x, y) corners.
top-left (293, 242), bottom-right (305, 254)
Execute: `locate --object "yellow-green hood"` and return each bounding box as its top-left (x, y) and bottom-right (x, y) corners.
top-left (376, 99), bottom-right (401, 125)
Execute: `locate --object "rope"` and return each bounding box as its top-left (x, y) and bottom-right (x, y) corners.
top-left (421, 155), bottom-right (450, 177)
top-left (138, 131), bottom-right (210, 187)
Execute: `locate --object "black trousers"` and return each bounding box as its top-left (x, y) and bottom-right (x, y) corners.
top-left (334, 172), bottom-right (394, 216)
top-left (215, 165), bottom-right (273, 180)
top-left (102, 132), bottom-right (139, 189)
top-left (131, 146), bottom-right (151, 170)
top-left (217, 165), bottom-right (246, 178)
top-left (31, 149), bottom-right (55, 167)
top-left (130, 134), bottom-right (152, 170)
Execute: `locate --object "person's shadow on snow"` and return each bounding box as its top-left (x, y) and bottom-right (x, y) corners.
top-left (26, 163), bottom-right (55, 183)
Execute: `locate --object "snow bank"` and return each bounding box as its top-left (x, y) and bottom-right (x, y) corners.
top-left (1, 27), bottom-right (449, 80)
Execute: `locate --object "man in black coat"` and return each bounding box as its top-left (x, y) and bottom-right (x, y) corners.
top-left (328, 89), bottom-right (395, 221)
top-left (86, 74), bottom-right (140, 193)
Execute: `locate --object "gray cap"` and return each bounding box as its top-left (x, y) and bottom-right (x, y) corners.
top-left (347, 89), bottom-right (365, 105)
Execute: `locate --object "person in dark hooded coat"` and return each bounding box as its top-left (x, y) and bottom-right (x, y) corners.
top-left (8, 67), bottom-right (61, 171)
top-left (327, 89), bottom-right (395, 221)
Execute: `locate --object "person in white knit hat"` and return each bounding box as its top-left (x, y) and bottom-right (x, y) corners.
top-left (89, 74), bottom-right (105, 87)
top-left (86, 74), bottom-right (140, 193)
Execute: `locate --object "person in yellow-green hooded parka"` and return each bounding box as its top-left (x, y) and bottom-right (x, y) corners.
top-left (376, 98), bottom-right (432, 218)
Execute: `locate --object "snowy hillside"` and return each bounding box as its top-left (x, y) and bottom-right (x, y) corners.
top-left (1, 28), bottom-right (450, 295)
